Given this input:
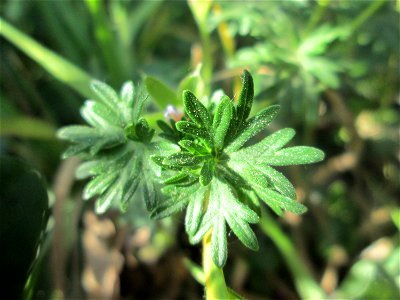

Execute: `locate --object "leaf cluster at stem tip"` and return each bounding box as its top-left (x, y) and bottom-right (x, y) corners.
top-left (152, 70), bottom-right (325, 268)
top-left (57, 70), bottom-right (324, 268)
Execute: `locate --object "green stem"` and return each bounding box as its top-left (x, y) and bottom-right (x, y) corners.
top-left (349, 0), bottom-right (386, 35)
top-left (199, 24), bottom-right (213, 98)
top-left (85, 0), bottom-right (128, 86)
top-left (304, 0), bottom-right (330, 37)
top-left (203, 230), bottom-right (230, 299)
top-left (259, 209), bottom-right (327, 299)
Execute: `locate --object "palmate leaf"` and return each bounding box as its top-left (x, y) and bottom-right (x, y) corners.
top-left (189, 177), bottom-right (259, 267)
top-left (58, 80), bottom-right (172, 214)
top-left (152, 70), bottom-right (324, 268)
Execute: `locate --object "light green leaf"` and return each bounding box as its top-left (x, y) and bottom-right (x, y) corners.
top-left (239, 128), bottom-right (296, 157)
top-left (185, 186), bottom-right (208, 236)
top-left (260, 166), bottom-right (296, 199)
top-left (211, 212), bottom-right (227, 268)
top-left (258, 188), bottom-right (307, 215)
top-left (91, 80), bottom-right (120, 109)
top-left (120, 81), bottom-right (135, 106)
top-left (145, 76), bottom-right (179, 108)
top-left (226, 105), bottom-right (280, 153)
top-left (80, 100), bottom-right (124, 128)
top-left (260, 146), bottom-right (325, 166)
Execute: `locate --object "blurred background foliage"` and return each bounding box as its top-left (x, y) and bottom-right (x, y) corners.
top-left (0, 0), bottom-right (399, 299)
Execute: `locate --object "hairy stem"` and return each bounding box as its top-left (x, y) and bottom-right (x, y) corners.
top-left (202, 230), bottom-right (230, 299)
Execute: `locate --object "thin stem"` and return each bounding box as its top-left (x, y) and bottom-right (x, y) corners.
top-left (349, 0), bottom-right (385, 35)
top-left (199, 24), bottom-right (213, 98)
top-left (259, 209), bottom-right (327, 299)
top-left (202, 230), bottom-right (230, 299)
top-left (304, 0), bottom-right (330, 37)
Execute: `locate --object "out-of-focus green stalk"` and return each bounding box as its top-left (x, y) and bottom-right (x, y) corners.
top-left (0, 117), bottom-right (56, 140)
top-left (0, 18), bottom-right (94, 99)
top-left (304, 0), bottom-right (330, 37)
top-left (259, 209), bottom-right (327, 299)
top-left (85, 0), bottom-right (128, 86)
top-left (188, 0), bottom-right (213, 98)
top-left (349, 0), bottom-right (386, 34)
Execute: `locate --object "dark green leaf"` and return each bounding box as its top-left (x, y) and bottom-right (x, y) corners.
top-left (179, 140), bottom-right (210, 156)
top-left (135, 118), bottom-right (155, 143)
top-left (236, 70), bottom-right (254, 129)
top-left (151, 184), bottom-right (198, 219)
top-left (176, 121), bottom-right (211, 141)
top-left (183, 90), bottom-right (212, 130)
top-left (200, 160), bottom-right (214, 186)
top-left (162, 172), bottom-right (189, 185)
top-left (163, 152), bottom-right (203, 167)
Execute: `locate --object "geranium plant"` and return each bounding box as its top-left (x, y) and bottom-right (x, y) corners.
top-left (58, 70), bottom-right (324, 298)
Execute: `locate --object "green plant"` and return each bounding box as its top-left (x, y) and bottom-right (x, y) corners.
top-left (57, 70), bottom-right (324, 297)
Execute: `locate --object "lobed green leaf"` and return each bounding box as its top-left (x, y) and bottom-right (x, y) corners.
top-left (163, 152), bottom-right (203, 167)
top-left (176, 121), bottom-right (211, 142)
top-left (236, 70), bottom-right (254, 129)
top-left (179, 140), bottom-right (210, 156)
top-left (120, 81), bottom-right (135, 106)
top-left (260, 146), bottom-right (325, 166)
top-left (200, 159), bottom-right (214, 186)
top-left (213, 96), bottom-right (234, 150)
top-left (91, 80), bottom-right (120, 109)
top-left (183, 90), bottom-right (212, 130)
top-left (185, 186), bottom-right (208, 236)
top-left (225, 105), bottom-right (280, 153)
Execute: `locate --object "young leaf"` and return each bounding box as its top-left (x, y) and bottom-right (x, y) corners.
top-left (200, 159), bottom-right (214, 186)
top-left (145, 76), bottom-right (179, 108)
top-left (185, 186), bottom-right (208, 236)
top-left (183, 90), bottom-right (212, 130)
top-left (58, 80), bottom-right (162, 215)
top-left (91, 80), bottom-right (120, 109)
top-left (163, 152), bottom-right (203, 167)
top-left (120, 81), bottom-right (134, 105)
top-left (179, 140), bottom-right (210, 156)
top-left (212, 213), bottom-right (228, 268)
top-left (176, 121), bottom-right (211, 141)
top-left (236, 70), bottom-right (254, 129)
top-left (213, 96), bottom-right (234, 150)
